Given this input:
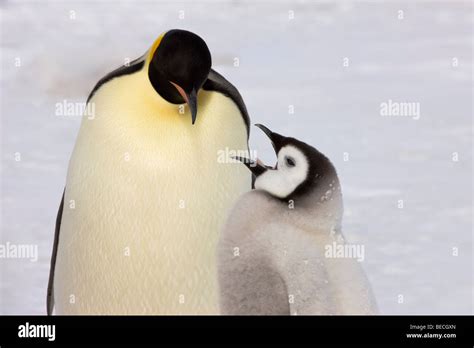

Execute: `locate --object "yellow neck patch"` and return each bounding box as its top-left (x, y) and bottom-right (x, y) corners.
top-left (146, 32), bottom-right (166, 66)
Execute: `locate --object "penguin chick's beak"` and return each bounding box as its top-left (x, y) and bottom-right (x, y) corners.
top-left (232, 156), bottom-right (268, 177)
top-left (255, 123), bottom-right (285, 153)
top-left (169, 81), bottom-right (198, 124)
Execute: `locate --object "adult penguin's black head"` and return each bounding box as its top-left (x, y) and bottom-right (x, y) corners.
top-left (148, 29), bottom-right (212, 124)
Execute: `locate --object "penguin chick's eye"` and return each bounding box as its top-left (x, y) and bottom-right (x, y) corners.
top-left (285, 156), bottom-right (296, 167)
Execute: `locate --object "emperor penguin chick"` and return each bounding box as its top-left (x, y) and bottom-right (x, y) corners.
top-left (217, 124), bottom-right (378, 315)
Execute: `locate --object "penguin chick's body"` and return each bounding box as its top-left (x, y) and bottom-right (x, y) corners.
top-left (217, 125), bottom-right (378, 315)
top-left (48, 30), bottom-right (251, 314)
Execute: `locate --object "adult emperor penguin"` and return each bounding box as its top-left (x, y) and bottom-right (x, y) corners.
top-left (217, 124), bottom-right (378, 315)
top-left (47, 29), bottom-right (252, 314)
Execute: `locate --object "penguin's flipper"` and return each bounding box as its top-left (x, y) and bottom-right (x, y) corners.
top-left (278, 228), bottom-right (335, 315)
top-left (203, 69), bottom-right (250, 135)
top-left (218, 243), bottom-right (290, 314)
top-left (47, 189), bottom-right (65, 315)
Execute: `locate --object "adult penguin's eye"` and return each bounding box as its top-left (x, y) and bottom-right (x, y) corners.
top-left (285, 156), bottom-right (296, 167)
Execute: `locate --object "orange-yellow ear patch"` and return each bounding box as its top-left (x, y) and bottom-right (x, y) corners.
top-left (147, 32), bottom-right (166, 64)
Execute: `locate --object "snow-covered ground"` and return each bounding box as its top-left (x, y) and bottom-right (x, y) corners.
top-left (1, 1), bottom-right (472, 314)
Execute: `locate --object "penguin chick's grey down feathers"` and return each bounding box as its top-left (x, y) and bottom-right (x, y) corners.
top-left (217, 124), bottom-right (378, 315)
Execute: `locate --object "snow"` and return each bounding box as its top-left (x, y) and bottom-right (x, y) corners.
top-left (1, 0), bottom-right (472, 314)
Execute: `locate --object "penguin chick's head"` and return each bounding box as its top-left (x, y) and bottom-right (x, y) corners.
top-left (235, 124), bottom-right (338, 201)
top-left (148, 29), bottom-right (212, 124)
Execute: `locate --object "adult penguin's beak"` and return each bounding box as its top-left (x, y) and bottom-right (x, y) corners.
top-left (170, 82), bottom-right (198, 124)
top-left (255, 124), bottom-right (286, 154)
top-left (232, 156), bottom-right (268, 177)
